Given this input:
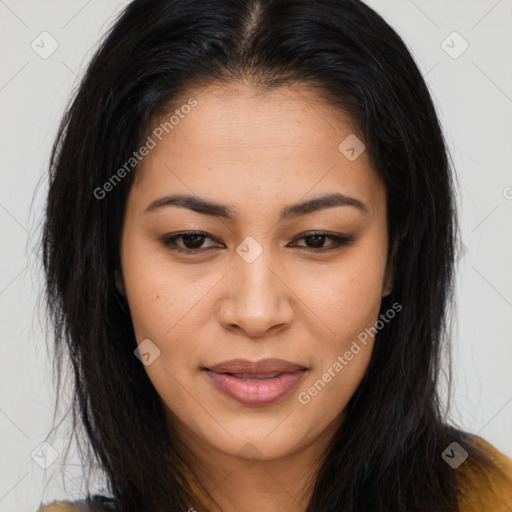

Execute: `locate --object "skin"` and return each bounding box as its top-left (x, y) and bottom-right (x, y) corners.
top-left (115, 82), bottom-right (394, 512)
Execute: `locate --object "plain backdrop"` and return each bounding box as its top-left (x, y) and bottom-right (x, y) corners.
top-left (0, 1), bottom-right (511, 510)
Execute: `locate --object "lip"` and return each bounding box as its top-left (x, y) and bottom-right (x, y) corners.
top-left (204, 358), bottom-right (307, 406)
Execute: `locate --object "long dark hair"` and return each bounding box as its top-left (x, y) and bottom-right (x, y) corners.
top-left (41, 0), bottom-right (496, 510)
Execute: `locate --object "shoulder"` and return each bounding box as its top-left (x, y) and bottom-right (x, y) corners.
top-left (37, 501), bottom-right (86, 511)
top-left (457, 435), bottom-right (512, 512)
top-left (37, 495), bottom-right (116, 512)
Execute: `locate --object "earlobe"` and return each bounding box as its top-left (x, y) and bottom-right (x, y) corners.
top-left (382, 240), bottom-right (399, 297)
top-left (382, 280), bottom-right (393, 297)
top-left (114, 269), bottom-right (126, 296)
top-left (382, 284), bottom-right (393, 297)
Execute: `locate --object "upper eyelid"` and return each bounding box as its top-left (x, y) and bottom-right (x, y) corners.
top-left (165, 230), bottom-right (347, 239)
top-left (163, 231), bottom-right (351, 247)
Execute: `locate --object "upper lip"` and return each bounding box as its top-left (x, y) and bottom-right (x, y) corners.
top-left (205, 358), bottom-right (306, 374)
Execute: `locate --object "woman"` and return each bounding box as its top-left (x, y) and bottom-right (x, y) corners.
top-left (38, 0), bottom-right (512, 510)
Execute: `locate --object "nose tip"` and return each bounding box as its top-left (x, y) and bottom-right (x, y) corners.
top-left (217, 253), bottom-right (294, 338)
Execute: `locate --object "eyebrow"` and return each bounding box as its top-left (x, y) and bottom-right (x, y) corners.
top-left (144, 192), bottom-right (367, 220)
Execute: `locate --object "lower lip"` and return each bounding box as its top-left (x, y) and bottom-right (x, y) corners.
top-left (204, 370), bottom-right (306, 406)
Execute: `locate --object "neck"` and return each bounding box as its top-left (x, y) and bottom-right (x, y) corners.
top-left (171, 415), bottom-right (341, 512)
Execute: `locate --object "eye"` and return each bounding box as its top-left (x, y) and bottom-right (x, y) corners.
top-left (160, 230), bottom-right (353, 254)
top-left (289, 231), bottom-right (354, 252)
top-left (160, 231), bottom-right (222, 253)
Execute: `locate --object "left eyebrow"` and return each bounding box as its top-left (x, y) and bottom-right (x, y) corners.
top-left (144, 192), bottom-right (368, 220)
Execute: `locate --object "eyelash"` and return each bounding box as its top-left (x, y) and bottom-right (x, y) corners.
top-left (160, 230), bottom-right (354, 254)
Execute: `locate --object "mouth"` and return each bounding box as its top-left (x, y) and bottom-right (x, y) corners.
top-left (203, 358), bottom-right (307, 406)
top-left (217, 372), bottom-right (287, 380)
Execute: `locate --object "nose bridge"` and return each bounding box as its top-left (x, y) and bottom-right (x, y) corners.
top-left (236, 238), bottom-right (282, 306)
top-left (221, 238), bottom-right (293, 336)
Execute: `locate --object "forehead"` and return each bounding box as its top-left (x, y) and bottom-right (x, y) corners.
top-left (131, 82), bottom-right (384, 217)
top-left (148, 82), bottom-right (359, 150)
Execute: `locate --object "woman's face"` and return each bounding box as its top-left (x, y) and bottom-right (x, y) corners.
top-left (116, 83), bottom-right (392, 465)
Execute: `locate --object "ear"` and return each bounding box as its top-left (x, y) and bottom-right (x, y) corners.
top-left (114, 269), bottom-right (126, 297)
top-left (383, 220), bottom-right (409, 297)
top-left (382, 239), bottom-right (399, 297)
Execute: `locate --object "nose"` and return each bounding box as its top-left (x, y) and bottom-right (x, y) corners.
top-left (218, 248), bottom-right (294, 338)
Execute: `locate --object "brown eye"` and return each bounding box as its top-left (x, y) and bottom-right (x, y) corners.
top-left (179, 233), bottom-right (207, 249)
top-left (160, 230), bottom-right (353, 255)
top-left (160, 231), bottom-right (221, 253)
top-left (304, 234), bottom-right (329, 249)
top-left (290, 232), bottom-right (354, 252)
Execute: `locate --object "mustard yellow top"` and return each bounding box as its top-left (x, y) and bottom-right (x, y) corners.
top-left (455, 437), bottom-right (512, 512)
top-left (38, 436), bottom-right (512, 512)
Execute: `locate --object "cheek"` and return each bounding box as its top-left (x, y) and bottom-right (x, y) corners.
top-left (301, 247), bottom-right (387, 340)
top-left (120, 239), bottom-right (206, 339)
top-left (295, 239), bottom-right (386, 408)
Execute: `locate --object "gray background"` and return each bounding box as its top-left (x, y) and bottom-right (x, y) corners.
top-left (0, 0), bottom-right (511, 509)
